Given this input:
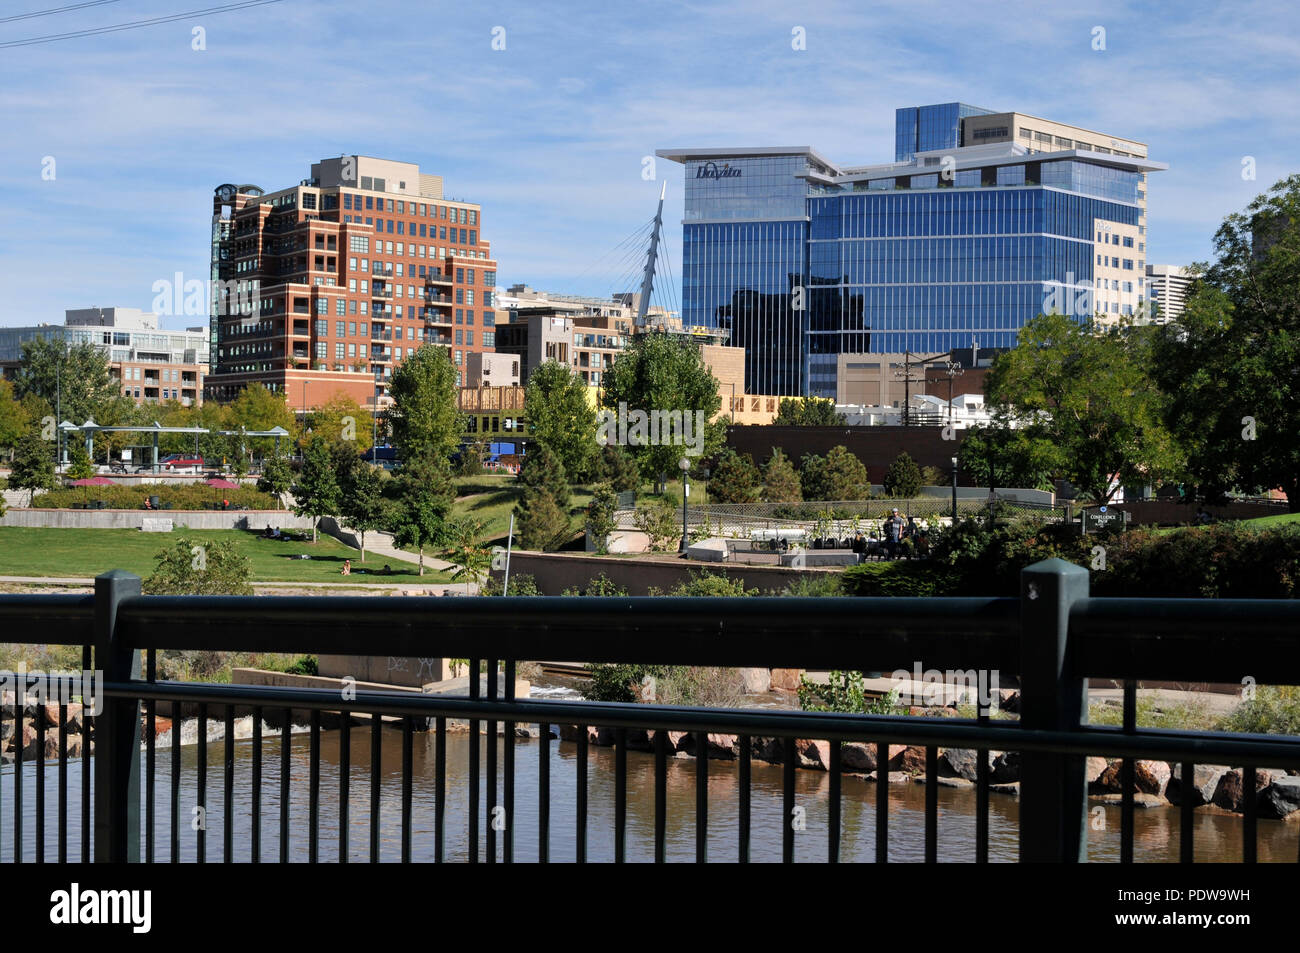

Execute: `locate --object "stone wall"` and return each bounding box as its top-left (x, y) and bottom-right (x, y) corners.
top-left (493, 551), bottom-right (835, 595)
top-left (0, 508), bottom-right (313, 530)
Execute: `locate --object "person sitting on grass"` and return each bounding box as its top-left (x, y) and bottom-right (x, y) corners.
top-left (341, 559), bottom-right (351, 576)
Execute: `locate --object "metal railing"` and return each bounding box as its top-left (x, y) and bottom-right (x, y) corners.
top-left (1, 562), bottom-right (1298, 863)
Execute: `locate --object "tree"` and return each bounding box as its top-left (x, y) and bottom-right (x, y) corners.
top-left (584, 483), bottom-right (619, 554)
top-left (225, 382), bottom-right (296, 458)
top-left (455, 437), bottom-right (488, 477)
top-left (257, 452), bottom-right (293, 498)
top-left (304, 391), bottom-right (373, 458)
top-left (599, 332), bottom-right (725, 483)
top-left (515, 486), bottom-right (571, 551)
top-left (957, 413), bottom-right (1058, 492)
top-left (988, 311), bottom-right (1181, 504)
top-left (882, 451), bottom-right (922, 499)
top-left (340, 462), bottom-right (389, 562)
top-left (14, 338), bottom-right (118, 426)
top-left (67, 440), bottom-right (96, 480)
top-left (387, 344), bottom-right (464, 466)
top-left (518, 442), bottom-right (570, 512)
top-left (0, 379), bottom-right (31, 455)
top-left (708, 449), bottom-right (760, 503)
top-left (596, 444), bottom-right (640, 494)
top-left (441, 516), bottom-right (492, 593)
top-left (525, 360), bottom-right (600, 482)
top-left (10, 433), bottom-right (56, 504)
top-left (801, 446), bottom-right (870, 501)
top-left (762, 448), bottom-right (803, 503)
top-left (293, 438), bottom-right (341, 542)
top-left (1152, 174), bottom-right (1300, 509)
top-left (390, 457), bottom-right (456, 575)
top-left (143, 537), bottom-right (253, 596)
top-left (774, 397), bottom-right (846, 426)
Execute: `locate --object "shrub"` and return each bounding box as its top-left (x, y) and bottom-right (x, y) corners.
top-left (798, 671), bottom-right (900, 714)
top-left (882, 451), bottom-right (922, 498)
top-left (479, 572), bottom-right (543, 596)
top-left (840, 561), bottom-right (956, 597)
top-left (633, 500), bottom-right (679, 552)
top-left (561, 573), bottom-right (628, 596)
top-left (1215, 686), bottom-right (1300, 735)
top-left (35, 483), bottom-right (281, 510)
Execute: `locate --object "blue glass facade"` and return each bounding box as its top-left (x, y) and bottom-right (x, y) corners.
top-left (895, 103), bottom-right (995, 162)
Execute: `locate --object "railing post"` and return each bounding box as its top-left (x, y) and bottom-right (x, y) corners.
top-left (1019, 557), bottom-right (1089, 863)
top-left (93, 570), bottom-right (143, 863)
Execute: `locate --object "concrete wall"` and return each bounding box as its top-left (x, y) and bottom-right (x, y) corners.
top-left (494, 551), bottom-right (834, 596)
top-left (1113, 500), bottom-right (1287, 526)
top-left (0, 508), bottom-right (313, 530)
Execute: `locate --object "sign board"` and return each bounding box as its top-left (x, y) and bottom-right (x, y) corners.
top-left (1081, 505), bottom-right (1128, 534)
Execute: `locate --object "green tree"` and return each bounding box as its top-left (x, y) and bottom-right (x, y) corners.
top-left (293, 438), bottom-right (341, 542)
top-left (988, 311), bottom-right (1181, 504)
top-left (584, 483), bottom-right (619, 554)
top-left (441, 516), bottom-right (493, 594)
top-left (390, 457), bottom-right (456, 575)
top-left (388, 345), bottom-right (464, 466)
top-left (304, 390), bottom-right (373, 458)
top-left (882, 450), bottom-right (922, 498)
top-left (632, 499), bottom-right (679, 552)
top-left (67, 440), bottom-right (96, 480)
top-left (774, 397), bottom-right (846, 426)
top-left (526, 360), bottom-right (599, 481)
top-left (455, 437), bottom-right (488, 477)
top-left (226, 383), bottom-right (297, 458)
top-left (10, 432), bottom-right (56, 504)
top-left (957, 413), bottom-right (1058, 492)
top-left (595, 444), bottom-right (640, 494)
top-left (598, 332), bottom-right (725, 483)
top-left (518, 442), bottom-right (571, 512)
top-left (762, 448), bottom-right (803, 503)
top-left (0, 379), bottom-right (32, 455)
top-left (708, 449), bottom-right (760, 503)
top-left (14, 338), bottom-right (118, 426)
top-left (257, 452), bottom-right (293, 498)
top-left (143, 537), bottom-right (254, 596)
top-left (515, 486), bottom-right (571, 551)
top-left (340, 462), bottom-right (389, 562)
top-left (801, 446), bottom-right (870, 501)
top-left (1152, 175), bottom-right (1300, 509)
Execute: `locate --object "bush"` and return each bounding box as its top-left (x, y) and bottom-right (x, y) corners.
top-left (35, 483), bottom-right (281, 510)
top-left (798, 671), bottom-right (900, 714)
top-left (882, 451), bottom-right (922, 498)
top-left (1216, 686), bottom-right (1300, 735)
top-left (561, 572), bottom-right (628, 596)
top-left (633, 500), bottom-right (679, 552)
top-left (479, 572), bottom-right (543, 596)
top-left (657, 571), bottom-right (758, 597)
top-left (585, 663), bottom-right (662, 702)
top-left (840, 561), bottom-right (956, 597)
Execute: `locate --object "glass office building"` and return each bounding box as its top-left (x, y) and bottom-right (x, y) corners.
top-left (895, 102), bottom-right (995, 162)
top-left (659, 111), bottom-right (1165, 397)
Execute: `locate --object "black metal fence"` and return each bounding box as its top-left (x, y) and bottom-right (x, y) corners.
top-left (1, 559), bottom-right (1298, 863)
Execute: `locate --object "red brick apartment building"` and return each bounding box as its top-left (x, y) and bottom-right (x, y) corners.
top-left (204, 156), bottom-right (499, 412)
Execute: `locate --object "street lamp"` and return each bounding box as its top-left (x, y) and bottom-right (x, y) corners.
top-left (679, 456), bottom-right (691, 553)
top-left (951, 455), bottom-right (959, 525)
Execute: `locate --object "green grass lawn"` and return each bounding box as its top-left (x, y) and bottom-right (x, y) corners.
top-left (0, 527), bottom-right (445, 583)
top-left (453, 474), bottom-right (594, 545)
top-left (1241, 511), bottom-right (1300, 528)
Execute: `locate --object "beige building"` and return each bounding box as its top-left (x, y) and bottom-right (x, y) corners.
top-left (464, 351), bottom-right (519, 387)
top-left (1145, 264), bottom-right (1194, 323)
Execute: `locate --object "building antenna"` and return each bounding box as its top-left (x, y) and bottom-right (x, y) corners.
top-left (636, 181), bottom-right (667, 329)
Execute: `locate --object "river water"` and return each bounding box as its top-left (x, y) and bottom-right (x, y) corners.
top-left (2, 723), bottom-right (1297, 862)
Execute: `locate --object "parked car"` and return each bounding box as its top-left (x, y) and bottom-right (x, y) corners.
top-left (160, 454), bottom-right (204, 470)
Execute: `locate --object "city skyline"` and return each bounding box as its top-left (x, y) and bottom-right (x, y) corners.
top-left (1, 0), bottom-right (1297, 327)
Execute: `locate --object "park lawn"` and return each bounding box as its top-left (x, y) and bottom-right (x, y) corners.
top-left (0, 527), bottom-right (445, 583)
top-left (453, 474), bottom-right (594, 545)
top-left (1242, 512), bottom-right (1300, 528)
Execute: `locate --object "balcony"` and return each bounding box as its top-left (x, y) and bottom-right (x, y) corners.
top-left (373, 266), bottom-right (393, 277)
top-left (372, 287), bottom-right (393, 299)
top-left (422, 309), bottom-right (451, 324)
top-left (371, 330), bottom-right (392, 341)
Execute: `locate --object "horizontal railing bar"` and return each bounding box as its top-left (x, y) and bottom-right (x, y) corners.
top-left (100, 681), bottom-right (1300, 769)
top-left (1074, 598), bottom-right (1300, 682)
top-left (98, 595), bottom-right (1024, 669)
top-left (0, 595), bottom-right (95, 645)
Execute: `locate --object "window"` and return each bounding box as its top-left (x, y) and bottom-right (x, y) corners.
top-left (459, 229), bottom-right (468, 243)
top-left (483, 271), bottom-right (496, 286)
top-left (315, 342), bottom-right (326, 359)
top-left (468, 210), bottom-right (477, 225)
top-left (350, 236), bottom-right (369, 253)
top-left (466, 290), bottom-right (474, 305)
top-left (397, 201), bottom-right (405, 214)
top-left (456, 330), bottom-right (463, 345)
top-left (456, 268), bottom-right (464, 282)
top-left (344, 194), bottom-right (353, 210)
top-left (466, 330), bottom-right (473, 346)
top-left (483, 331), bottom-right (495, 347)
top-left (348, 343), bottom-right (356, 358)
top-left (483, 311), bottom-right (494, 326)
top-left (335, 343), bottom-right (345, 359)
top-left (336, 299), bottom-right (346, 315)
top-left (456, 289), bottom-right (464, 304)
top-left (386, 199), bottom-right (394, 212)
top-left (469, 230), bottom-right (477, 244)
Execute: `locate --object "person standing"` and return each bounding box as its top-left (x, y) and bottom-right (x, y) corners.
top-left (885, 508), bottom-right (905, 559)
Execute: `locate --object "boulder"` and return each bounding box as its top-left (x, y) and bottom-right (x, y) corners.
top-left (998, 690), bottom-right (1021, 714)
top-left (990, 750), bottom-right (1021, 783)
top-left (4, 723), bottom-right (38, 759)
top-left (1090, 792), bottom-right (1166, 809)
top-left (894, 745), bottom-right (929, 775)
top-left (989, 781), bottom-right (1020, 797)
top-left (769, 669), bottom-right (802, 692)
top-left (739, 668), bottom-right (771, 694)
top-left (1259, 776), bottom-right (1300, 819)
top-left (678, 732), bottom-right (739, 760)
top-left (940, 748), bottom-right (995, 782)
top-left (1166, 764), bottom-right (1229, 807)
top-left (866, 771), bottom-right (914, 784)
top-left (1085, 756), bottom-right (1109, 783)
top-left (795, 738), bottom-right (831, 770)
top-left (841, 742), bottom-right (878, 772)
top-left (1212, 769), bottom-right (1275, 812)
top-left (1094, 759), bottom-right (1172, 796)
top-left (935, 776), bottom-right (974, 790)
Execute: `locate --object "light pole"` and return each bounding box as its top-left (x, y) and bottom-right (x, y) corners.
top-left (679, 455), bottom-right (691, 553)
top-left (951, 455), bottom-right (959, 525)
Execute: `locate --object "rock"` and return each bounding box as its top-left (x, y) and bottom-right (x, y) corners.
top-left (739, 668), bottom-right (770, 694)
top-left (989, 781), bottom-right (1020, 797)
top-left (940, 748), bottom-right (995, 781)
top-left (894, 745), bottom-right (929, 775)
top-left (1212, 769), bottom-right (1275, 812)
top-left (841, 742), bottom-right (878, 772)
top-left (1094, 759), bottom-right (1173, 796)
top-left (1259, 777), bottom-right (1300, 819)
top-left (43, 704), bottom-right (64, 726)
top-left (796, 738), bottom-right (831, 769)
top-left (1085, 756), bottom-right (1109, 783)
top-left (769, 669), bottom-right (802, 692)
top-left (935, 776), bottom-right (974, 790)
top-left (866, 771), bottom-right (914, 784)
top-left (1166, 764), bottom-right (1229, 807)
top-left (998, 690), bottom-right (1021, 714)
top-left (751, 737), bottom-right (785, 764)
top-left (558, 724), bottom-right (604, 744)
top-left (677, 732), bottom-right (739, 760)
top-left (0, 719), bottom-right (11, 742)
top-left (990, 750), bottom-right (1021, 783)
top-left (1090, 792), bottom-right (1166, 809)
top-left (4, 723), bottom-right (38, 759)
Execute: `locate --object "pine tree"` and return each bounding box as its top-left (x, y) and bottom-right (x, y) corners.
top-left (518, 442), bottom-right (570, 512)
top-left (708, 449), bottom-right (760, 503)
top-left (597, 444), bottom-right (641, 494)
top-left (390, 457), bottom-right (455, 575)
top-left (67, 440), bottom-right (96, 480)
top-left (516, 486), bottom-right (571, 551)
top-left (762, 448), bottom-right (803, 503)
top-left (883, 450), bottom-right (923, 499)
top-left (584, 483), bottom-right (619, 554)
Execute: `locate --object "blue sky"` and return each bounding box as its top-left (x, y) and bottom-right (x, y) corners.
top-left (1, 0), bottom-right (1296, 329)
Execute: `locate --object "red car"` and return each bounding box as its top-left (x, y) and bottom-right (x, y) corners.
top-left (161, 454), bottom-right (205, 470)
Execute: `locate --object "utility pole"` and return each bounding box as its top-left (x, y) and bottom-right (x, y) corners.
top-left (893, 350), bottom-right (949, 427)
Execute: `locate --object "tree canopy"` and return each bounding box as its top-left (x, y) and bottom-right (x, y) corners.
top-left (525, 360), bottom-right (599, 482)
top-left (387, 345), bottom-right (464, 466)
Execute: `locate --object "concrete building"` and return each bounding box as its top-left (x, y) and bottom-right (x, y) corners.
top-left (205, 155), bottom-right (498, 411)
top-left (835, 346), bottom-right (990, 411)
top-left (659, 102), bottom-right (1163, 397)
top-left (0, 307), bottom-right (208, 406)
top-left (1145, 264), bottom-right (1194, 323)
top-left (464, 351), bottom-right (520, 387)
